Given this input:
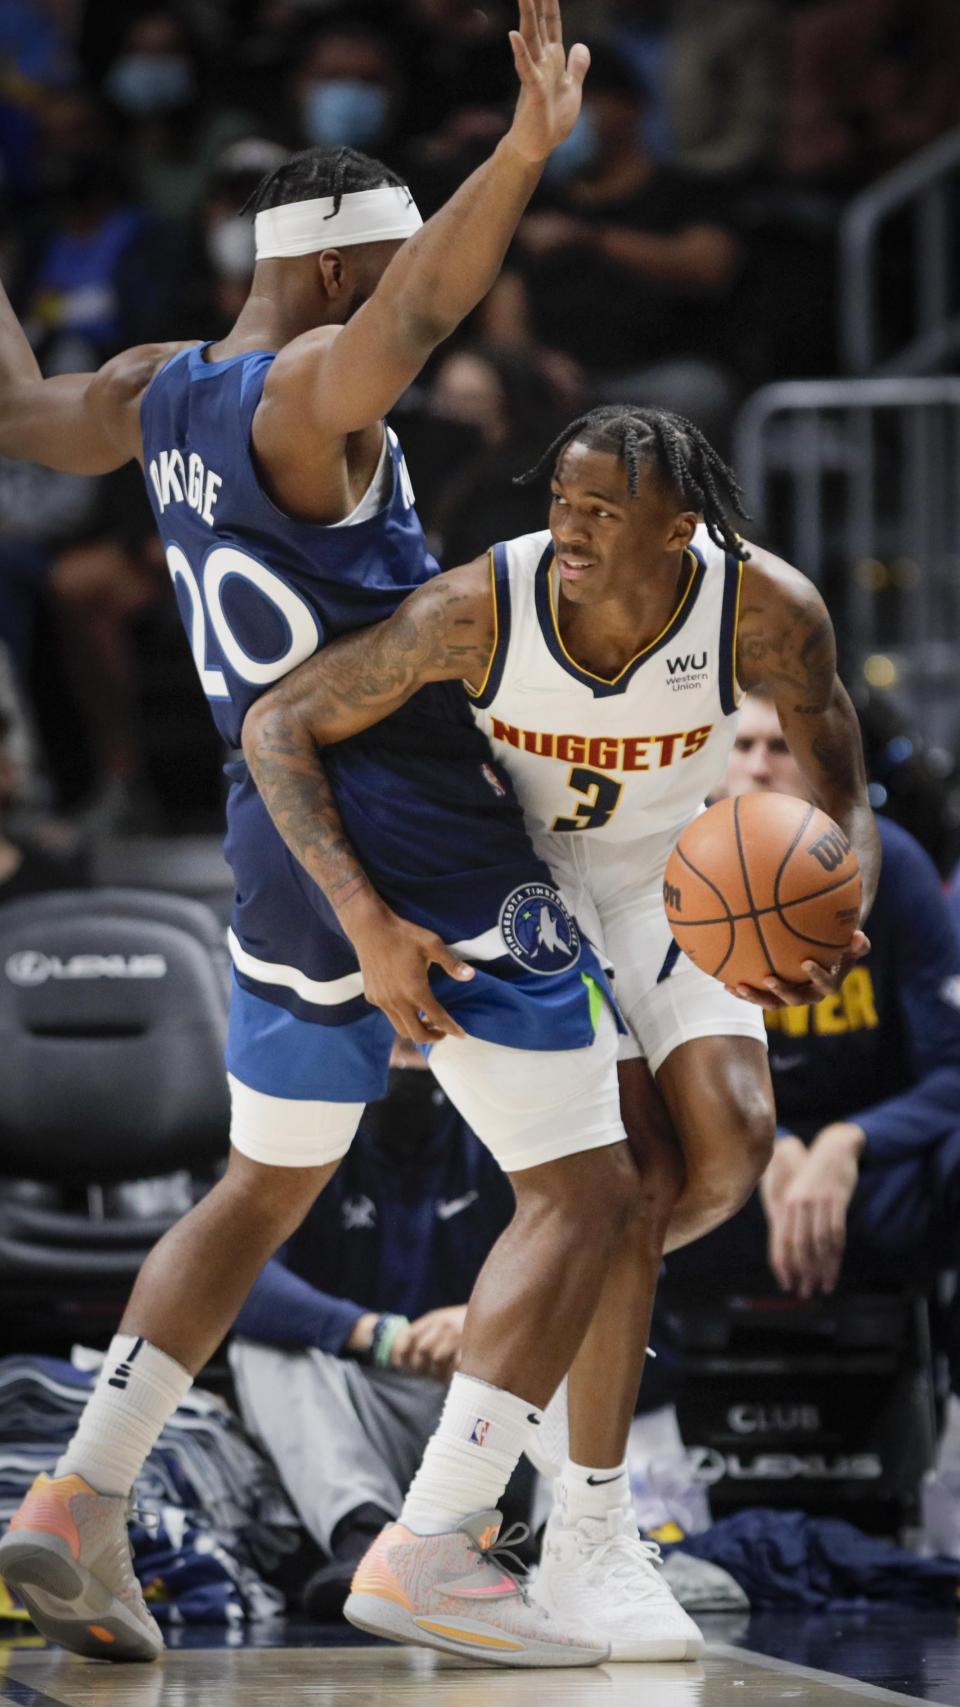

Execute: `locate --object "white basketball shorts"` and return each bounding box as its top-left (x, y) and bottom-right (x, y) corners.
top-left (228, 996), bottom-right (625, 1173)
top-left (538, 827), bottom-right (768, 1076)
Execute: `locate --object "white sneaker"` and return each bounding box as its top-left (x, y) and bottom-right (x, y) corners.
top-left (533, 1502), bottom-right (705, 1662)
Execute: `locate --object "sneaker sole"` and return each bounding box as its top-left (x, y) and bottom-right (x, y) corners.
top-left (344, 1590), bottom-right (608, 1668)
top-left (532, 1577), bottom-right (705, 1663)
top-left (0, 1531), bottom-right (162, 1662)
top-left (607, 1635), bottom-right (705, 1662)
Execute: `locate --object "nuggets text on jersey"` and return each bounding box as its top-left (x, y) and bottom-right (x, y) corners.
top-left (488, 720), bottom-right (714, 771)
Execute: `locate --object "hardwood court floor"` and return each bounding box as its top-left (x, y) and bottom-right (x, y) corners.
top-left (0, 1641), bottom-right (943, 1707)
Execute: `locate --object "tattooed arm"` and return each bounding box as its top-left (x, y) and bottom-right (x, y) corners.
top-left (241, 558), bottom-right (496, 1043)
top-left (734, 543), bottom-right (880, 1006)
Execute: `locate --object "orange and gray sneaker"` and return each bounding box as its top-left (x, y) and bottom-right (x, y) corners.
top-left (344, 1509), bottom-right (608, 1667)
top-left (0, 1473), bottom-right (163, 1662)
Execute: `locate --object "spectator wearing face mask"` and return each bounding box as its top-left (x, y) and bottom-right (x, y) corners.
top-left (288, 18), bottom-right (403, 158)
top-left (103, 9), bottom-right (254, 222)
top-left (171, 138), bottom-right (290, 340)
top-left (480, 42), bottom-right (744, 446)
top-left (561, 0), bottom-right (781, 179)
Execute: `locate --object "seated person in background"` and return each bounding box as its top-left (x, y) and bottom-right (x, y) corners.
top-left (229, 1040), bottom-right (516, 1619)
top-left (664, 689), bottom-right (960, 1544)
top-left (425, 342), bottom-right (567, 564)
top-left (0, 707), bottom-right (88, 902)
top-left (480, 42), bottom-right (743, 443)
top-left (722, 690), bottom-right (960, 1316)
top-left (711, 689), bottom-right (960, 1553)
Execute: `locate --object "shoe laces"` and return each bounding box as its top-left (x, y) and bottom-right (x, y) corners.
top-left (576, 1526), bottom-right (665, 1591)
top-left (467, 1521), bottom-right (532, 1605)
top-left (127, 1501), bottom-right (160, 1534)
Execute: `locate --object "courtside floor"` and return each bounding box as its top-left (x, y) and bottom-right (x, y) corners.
top-left (3, 1617), bottom-right (960, 1707)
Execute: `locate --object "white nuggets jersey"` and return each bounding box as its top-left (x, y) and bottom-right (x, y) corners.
top-left (468, 527), bottom-right (744, 849)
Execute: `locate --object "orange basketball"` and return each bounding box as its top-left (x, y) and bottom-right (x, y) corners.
top-left (663, 793), bottom-right (862, 988)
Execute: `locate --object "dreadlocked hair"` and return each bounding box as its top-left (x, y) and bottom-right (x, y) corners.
top-left (242, 145), bottom-right (409, 223)
top-left (515, 405), bottom-right (751, 558)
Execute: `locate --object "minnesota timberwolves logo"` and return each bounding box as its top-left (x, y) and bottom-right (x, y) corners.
top-left (499, 883), bottom-right (580, 976)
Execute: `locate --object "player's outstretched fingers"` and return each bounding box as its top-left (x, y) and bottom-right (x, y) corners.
top-left (516, 0), bottom-right (544, 58)
top-left (541, 0), bottom-right (561, 44)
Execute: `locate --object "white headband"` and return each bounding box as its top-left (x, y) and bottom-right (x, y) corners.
top-left (255, 185), bottom-right (422, 259)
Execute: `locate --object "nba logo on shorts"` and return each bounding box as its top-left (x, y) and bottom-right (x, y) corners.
top-left (499, 882), bottom-right (580, 976)
top-left (470, 1417), bottom-right (491, 1447)
top-left (481, 761), bottom-right (507, 798)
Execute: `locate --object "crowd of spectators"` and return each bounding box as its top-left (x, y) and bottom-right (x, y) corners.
top-left (0, 0), bottom-right (957, 830)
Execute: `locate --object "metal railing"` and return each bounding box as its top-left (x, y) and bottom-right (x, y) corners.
top-left (734, 378), bottom-right (960, 742)
top-left (841, 128), bottom-right (960, 376)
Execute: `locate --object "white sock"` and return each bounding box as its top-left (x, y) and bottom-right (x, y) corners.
top-left (56, 1335), bottom-right (193, 1497)
top-left (556, 1457), bottom-right (631, 1523)
top-left (400, 1373), bottom-right (542, 1535)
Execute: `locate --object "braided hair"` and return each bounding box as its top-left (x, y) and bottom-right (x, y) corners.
top-left (515, 405), bottom-right (751, 558)
top-left (243, 145), bottom-right (409, 224)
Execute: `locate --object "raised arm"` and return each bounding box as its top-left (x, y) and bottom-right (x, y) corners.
top-left (735, 543), bottom-right (881, 1003)
top-left (0, 278), bottom-right (192, 473)
top-left (241, 560), bottom-right (496, 1042)
top-left (263, 0), bottom-right (589, 440)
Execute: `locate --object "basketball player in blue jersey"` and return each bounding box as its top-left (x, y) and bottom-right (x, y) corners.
top-left (241, 404), bottom-right (881, 1659)
top-left (0, 5), bottom-right (679, 1673)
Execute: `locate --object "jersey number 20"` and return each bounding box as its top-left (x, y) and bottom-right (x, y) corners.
top-left (552, 766), bottom-right (623, 832)
top-left (166, 542), bottom-right (319, 698)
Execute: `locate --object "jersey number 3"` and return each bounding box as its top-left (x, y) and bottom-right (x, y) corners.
top-left (552, 766), bottom-right (623, 832)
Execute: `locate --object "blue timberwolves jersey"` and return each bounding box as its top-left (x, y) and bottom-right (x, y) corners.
top-left (140, 343), bottom-right (438, 750)
top-left (139, 344), bottom-right (612, 1068)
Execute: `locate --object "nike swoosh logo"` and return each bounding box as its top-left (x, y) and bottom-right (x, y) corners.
top-left (586, 1471), bottom-right (626, 1487)
top-left (771, 1053), bottom-right (806, 1071)
top-left (451, 1572), bottom-right (517, 1599)
top-left (436, 1190), bottom-right (479, 1221)
top-left (528, 1414), bottom-right (541, 1426)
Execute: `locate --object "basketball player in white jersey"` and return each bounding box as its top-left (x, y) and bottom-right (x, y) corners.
top-left (242, 405), bottom-right (880, 1658)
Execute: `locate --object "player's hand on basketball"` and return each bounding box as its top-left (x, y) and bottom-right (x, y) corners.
top-left (348, 902), bottom-right (475, 1043)
top-left (727, 929), bottom-right (870, 1008)
top-left (506, 0), bottom-right (590, 164)
top-left (762, 1127), bottom-right (861, 1298)
top-left (394, 1305), bottom-right (466, 1382)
